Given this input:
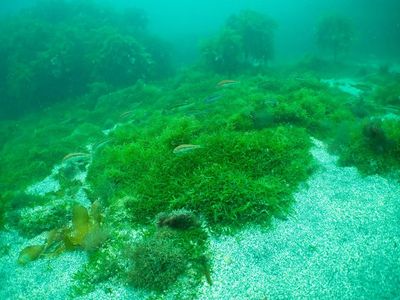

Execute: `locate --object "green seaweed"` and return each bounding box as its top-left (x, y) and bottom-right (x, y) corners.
top-left (88, 120), bottom-right (313, 229)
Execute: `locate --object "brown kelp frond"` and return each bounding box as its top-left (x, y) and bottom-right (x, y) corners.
top-left (17, 202), bottom-right (107, 265)
top-left (18, 245), bottom-right (45, 265)
top-left (69, 204), bottom-right (90, 246)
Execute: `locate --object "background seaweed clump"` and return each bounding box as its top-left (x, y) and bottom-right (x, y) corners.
top-left (0, 0), bottom-right (172, 119)
top-left (201, 10), bottom-right (276, 74)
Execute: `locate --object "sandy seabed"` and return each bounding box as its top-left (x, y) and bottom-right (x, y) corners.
top-left (1, 139), bottom-right (399, 300)
top-left (198, 139), bottom-right (400, 300)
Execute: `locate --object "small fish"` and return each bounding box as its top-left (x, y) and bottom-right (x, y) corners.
top-left (62, 152), bottom-right (91, 162)
top-left (373, 104), bottom-right (400, 114)
top-left (185, 109), bottom-right (208, 117)
top-left (203, 94), bottom-right (222, 104)
top-left (120, 111), bottom-right (135, 119)
top-left (93, 138), bottom-right (111, 152)
top-left (384, 105), bottom-right (400, 112)
top-left (217, 80), bottom-right (239, 87)
top-left (173, 144), bottom-right (201, 154)
top-left (167, 102), bottom-right (194, 110)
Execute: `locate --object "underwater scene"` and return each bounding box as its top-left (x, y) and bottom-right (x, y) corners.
top-left (0, 0), bottom-right (399, 299)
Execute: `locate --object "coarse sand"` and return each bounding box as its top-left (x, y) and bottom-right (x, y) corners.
top-left (197, 139), bottom-right (400, 300)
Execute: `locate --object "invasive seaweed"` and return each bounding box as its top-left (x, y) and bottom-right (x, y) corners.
top-left (362, 119), bottom-right (393, 153)
top-left (336, 117), bottom-right (400, 176)
top-left (128, 229), bottom-right (188, 292)
top-left (127, 218), bottom-right (209, 293)
top-left (89, 121), bottom-right (313, 229)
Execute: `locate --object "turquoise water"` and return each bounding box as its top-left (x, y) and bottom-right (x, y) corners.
top-left (0, 1), bottom-right (399, 299)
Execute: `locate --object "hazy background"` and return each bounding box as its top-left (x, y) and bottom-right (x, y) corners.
top-left (1, 0), bottom-right (400, 66)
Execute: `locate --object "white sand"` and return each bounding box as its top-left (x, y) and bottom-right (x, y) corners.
top-left (25, 165), bottom-right (62, 196)
top-left (0, 230), bottom-right (87, 299)
top-left (197, 139), bottom-right (400, 299)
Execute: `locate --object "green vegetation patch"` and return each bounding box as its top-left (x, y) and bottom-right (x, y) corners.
top-left (88, 118), bottom-right (313, 228)
top-left (336, 117), bottom-right (400, 176)
top-left (2, 4), bottom-right (400, 298)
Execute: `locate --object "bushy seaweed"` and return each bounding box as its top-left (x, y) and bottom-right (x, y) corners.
top-left (372, 80), bottom-right (400, 106)
top-left (71, 237), bottom-right (125, 296)
top-left (88, 115), bottom-right (313, 228)
top-left (316, 14), bottom-right (354, 61)
top-left (201, 10), bottom-right (276, 73)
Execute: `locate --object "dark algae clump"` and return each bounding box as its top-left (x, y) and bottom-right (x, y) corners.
top-left (156, 209), bottom-right (200, 230)
top-left (127, 220), bottom-right (210, 292)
